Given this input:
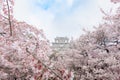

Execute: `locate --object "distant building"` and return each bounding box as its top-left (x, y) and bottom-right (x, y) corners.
top-left (51, 37), bottom-right (70, 51)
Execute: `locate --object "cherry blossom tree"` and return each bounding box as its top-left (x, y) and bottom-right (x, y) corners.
top-left (111, 0), bottom-right (120, 3)
top-left (54, 0), bottom-right (120, 79)
top-left (0, 0), bottom-right (14, 36)
top-left (0, 0), bottom-right (72, 80)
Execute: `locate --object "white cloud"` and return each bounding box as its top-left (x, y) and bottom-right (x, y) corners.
top-left (14, 0), bottom-right (55, 41)
top-left (66, 0), bottom-right (74, 6)
top-left (13, 0), bottom-right (117, 42)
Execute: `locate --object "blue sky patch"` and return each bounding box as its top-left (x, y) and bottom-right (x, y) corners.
top-left (34, 0), bottom-right (89, 12)
top-left (35, 0), bottom-right (55, 10)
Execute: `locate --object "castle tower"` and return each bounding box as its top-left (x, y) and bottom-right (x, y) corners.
top-left (51, 37), bottom-right (70, 51)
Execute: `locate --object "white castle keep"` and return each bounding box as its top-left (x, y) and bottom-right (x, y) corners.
top-left (51, 37), bottom-right (70, 51)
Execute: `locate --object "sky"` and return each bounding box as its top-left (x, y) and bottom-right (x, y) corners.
top-left (13, 0), bottom-right (117, 42)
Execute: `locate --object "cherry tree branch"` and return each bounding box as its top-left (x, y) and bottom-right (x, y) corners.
top-left (26, 48), bottom-right (63, 80)
top-left (0, 14), bottom-right (9, 20)
top-left (6, 0), bottom-right (12, 36)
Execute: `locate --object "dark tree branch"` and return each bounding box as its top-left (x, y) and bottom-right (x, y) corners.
top-left (0, 14), bottom-right (9, 20)
top-left (26, 48), bottom-right (63, 80)
top-left (0, 32), bottom-right (6, 36)
top-left (6, 0), bottom-right (13, 36)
